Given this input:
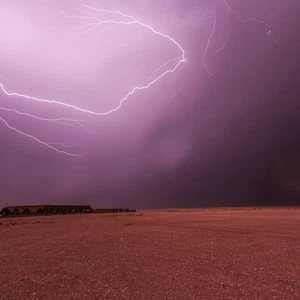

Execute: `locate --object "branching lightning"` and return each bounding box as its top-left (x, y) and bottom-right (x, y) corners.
top-left (0, 116), bottom-right (79, 156)
top-left (0, 107), bottom-right (88, 132)
top-left (201, 18), bottom-right (217, 76)
top-left (223, 0), bottom-right (278, 45)
top-left (0, 0), bottom-right (278, 156)
top-left (0, 1), bottom-right (186, 156)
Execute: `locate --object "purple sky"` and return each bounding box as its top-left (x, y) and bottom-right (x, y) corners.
top-left (1, 0), bottom-right (300, 209)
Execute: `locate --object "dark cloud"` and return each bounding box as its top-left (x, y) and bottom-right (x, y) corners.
top-left (1, 0), bottom-right (300, 208)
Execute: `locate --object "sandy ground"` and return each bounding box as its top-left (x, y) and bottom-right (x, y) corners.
top-left (0, 208), bottom-right (300, 300)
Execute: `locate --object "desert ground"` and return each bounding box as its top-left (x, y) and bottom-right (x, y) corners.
top-left (0, 208), bottom-right (299, 299)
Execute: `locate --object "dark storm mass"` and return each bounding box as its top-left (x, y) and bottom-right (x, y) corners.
top-left (0, 0), bottom-right (300, 208)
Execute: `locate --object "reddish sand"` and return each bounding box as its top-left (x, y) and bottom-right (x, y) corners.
top-left (0, 208), bottom-right (300, 299)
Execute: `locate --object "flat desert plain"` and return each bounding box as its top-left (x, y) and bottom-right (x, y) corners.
top-left (0, 208), bottom-right (300, 299)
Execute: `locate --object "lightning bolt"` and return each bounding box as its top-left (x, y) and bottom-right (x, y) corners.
top-left (223, 0), bottom-right (278, 45)
top-left (196, 9), bottom-right (215, 24)
top-left (0, 0), bottom-right (278, 156)
top-left (0, 1), bottom-right (186, 156)
top-left (147, 57), bottom-right (181, 82)
top-left (0, 116), bottom-right (79, 157)
top-left (1, 2), bottom-right (186, 114)
top-left (202, 18), bottom-right (217, 76)
top-left (0, 107), bottom-right (88, 132)
top-left (194, 0), bottom-right (278, 76)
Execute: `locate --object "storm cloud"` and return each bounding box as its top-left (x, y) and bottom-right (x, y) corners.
top-left (1, 0), bottom-right (300, 208)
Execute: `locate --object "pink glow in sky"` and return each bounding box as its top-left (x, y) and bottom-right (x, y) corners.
top-left (1, 0), bottom-right (300, 208)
